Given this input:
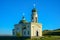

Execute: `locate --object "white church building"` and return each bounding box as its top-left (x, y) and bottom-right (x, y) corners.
top-left (13, 5), bottom-right (42, 37)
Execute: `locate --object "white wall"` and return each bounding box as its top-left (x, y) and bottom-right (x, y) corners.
top-left (31, 22), bottom-right (42, 37)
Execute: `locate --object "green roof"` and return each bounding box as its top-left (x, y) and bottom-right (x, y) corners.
top-left (19, 20), bottom-right (28, 24)
top-left (32, 8), bottom-right (37, 12)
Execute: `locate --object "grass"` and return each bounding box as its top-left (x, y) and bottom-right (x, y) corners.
top-left (25, 36), bottom-right (60, 40)
top-left (0, 36), bottom-right (60, 40)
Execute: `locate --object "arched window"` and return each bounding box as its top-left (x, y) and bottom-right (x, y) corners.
top-left (24, 31), bottom-right (26, 35)
top-left (22, 30), bottom-right (26, 36)
top-left (35, 17), bottom-right (37, 22)
top-left (28, 31), bottom-right (29, 35)
top-left (13, 29), bottom-right (15, 35)
top-left (17, 28), bottom-right (20, 32)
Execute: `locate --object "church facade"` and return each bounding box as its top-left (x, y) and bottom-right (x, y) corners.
top-left (13, 6), bottom-right (42, 37)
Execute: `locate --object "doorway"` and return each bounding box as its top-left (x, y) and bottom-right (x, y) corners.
top-left (36, 31), bottom-right (38, 36)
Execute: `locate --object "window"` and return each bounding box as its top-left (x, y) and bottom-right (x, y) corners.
top-left (32, 17), bottom-right (33, 19)
top-left (17, 28), bottom-right (20, 32)
top-left (24, 31), bottom-right (26, 35)
top-left (28, 31), bottom-right (29, 35)
top-left (35, 17), bottom-right (37, 22)
top-left (17, 28), bottom-right (19, 30)
top-left (23, 27), bottom-right (26, 29)
top-left (13, 29), bottom-right (15, 35)
top-left (27, 26), bottom-right (29, 29)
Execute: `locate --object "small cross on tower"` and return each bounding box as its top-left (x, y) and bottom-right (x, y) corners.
top-left (33, 4), bottom-right (36, 8)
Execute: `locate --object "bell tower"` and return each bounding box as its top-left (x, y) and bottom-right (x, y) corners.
top-left (31, 4), bottom-right (38, 23)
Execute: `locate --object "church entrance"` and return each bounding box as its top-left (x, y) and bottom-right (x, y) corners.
top-left (36, 31), bottom-right (38, 36)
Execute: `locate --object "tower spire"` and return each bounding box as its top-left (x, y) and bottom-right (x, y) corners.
top-left (22, 13), bottom-right (25, 20)
top-left (31, 4), bottom-right (38, 23)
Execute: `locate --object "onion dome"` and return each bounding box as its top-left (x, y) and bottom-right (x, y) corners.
top-left (19, 16), bottom-right (28, 24)
top-left (32, 8), bottom-right (37, 12)
top-left (19, 20), bottom-right (27, 24)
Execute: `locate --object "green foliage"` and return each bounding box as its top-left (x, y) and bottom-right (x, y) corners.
top-left (16, 32), bottom-right (22, 37)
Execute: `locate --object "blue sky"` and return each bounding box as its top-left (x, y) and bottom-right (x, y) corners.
top-left (0, 0), bottom-right (60, 35)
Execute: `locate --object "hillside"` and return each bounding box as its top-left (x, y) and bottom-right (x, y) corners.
top-left (43, 28), bottom-right (60, 36)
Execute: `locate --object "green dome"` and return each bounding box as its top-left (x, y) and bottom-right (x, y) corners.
top-left (32, 8), bottom-right (37, 12)
top-left (19, 20), bottom-right (28, 24)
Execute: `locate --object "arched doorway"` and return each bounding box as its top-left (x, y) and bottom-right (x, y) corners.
top-left (36, 31), bottom-right (38, 36)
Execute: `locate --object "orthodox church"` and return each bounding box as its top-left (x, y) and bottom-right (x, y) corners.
top-left (13, 4), bottom-right (42, 37)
